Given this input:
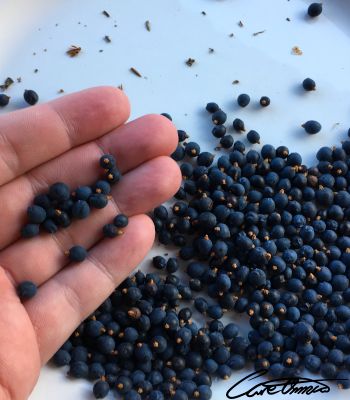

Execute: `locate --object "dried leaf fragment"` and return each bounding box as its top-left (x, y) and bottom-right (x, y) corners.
top-left (291, 46), bottom-right (303, 55)
top-left (186, 58), bottom-right (195, 67)
top-left (209, 48), bottom-right (214, 53)
top-left (0, 77), bottom-right (14, 91)
top-left (66, 45), bottom-right (81, 57)
top-left (232, 80), bottom-right (240, 85)
top-left (104, 35), bottom-right (111, 43)
top-left (238, 20), bottom-right (244, 27)
top-left (145, 20), bottom-right (151, 31)
top-left (102, 10), bottom-right (110, 18)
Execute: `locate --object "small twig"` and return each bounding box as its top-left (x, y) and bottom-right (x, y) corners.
top-left (145, 20), bottom-right (151, 31)
top-left (253, 30), bottom-right (266, 36)
top-left (130, 67), bottom-right (142, 77)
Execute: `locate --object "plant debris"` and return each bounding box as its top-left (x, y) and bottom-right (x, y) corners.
top-left (104, 35), bottom-right (111, 43)
top-left (202, 11), bottom-right (206, 15)
top-left (232, 79), bottom-right (240, 84)
top-left (229, 33), bottom-right (234, 38)
top-left (145, 20), bottom-right (151, 31)
top-left (186, 58), bottom-right (196, 67)
top-left (66, 45), bottom-right (81, 57)
top-left (17, 77), bottom-right (22, 83)
top-left (130, 67), bottom-right (142, 77)
top-left (238, 20), bottom-right (244, 27)
top-left (253, 30), bottom-right (266, 36)
top-left (0, 77), bottom-right (14, 91)
top-left (286, 17), bottom-right (291, 21)
top-left (118, 84), bottom-right (123, 90)
top-left (58, 89), bottom-right (64, 94)
top-left (102, 10), bottom-right (110, 18)
top-left (209, 48), bottom-right (214, 53)
top-left (292, 46), bottom-right (303, 55)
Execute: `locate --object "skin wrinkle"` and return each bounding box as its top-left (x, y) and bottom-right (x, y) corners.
top-left (0, 133), bottom-right (19, 182)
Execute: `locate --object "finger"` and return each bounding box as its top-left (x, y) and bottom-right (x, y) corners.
top-left (0, 86), bottom-right (130, 185)
top-left (0, 114), bottom-right (177, 249)
top-left (24, 214), bottom-right (155, 363)
top-left (0, 156), bottom-right (181, 287)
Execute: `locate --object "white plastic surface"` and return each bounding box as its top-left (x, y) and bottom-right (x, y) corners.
top-left (0, 0), bottom-right (349, 399)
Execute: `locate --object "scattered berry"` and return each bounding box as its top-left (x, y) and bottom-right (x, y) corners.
top-left (259, 96), bottom-right (270, 107)
top-left (308, 3), bottom-right (323, 18)
top-left (23, 89), bottom-right (39, 105)
top-left (302, 120), bottom-right (322, 134)
top-left (302, 78), bottom-right (316, 91)
top-left (0, 93), bottom-right (10, 107)
top-left (237, 94), bottom-right (250, 107)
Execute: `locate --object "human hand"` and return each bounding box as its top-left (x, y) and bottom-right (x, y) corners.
top-left (0, 87), bottom-right (181, 400)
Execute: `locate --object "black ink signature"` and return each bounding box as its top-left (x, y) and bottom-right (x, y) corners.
top-left (226, 370), bottom-right (346, 399)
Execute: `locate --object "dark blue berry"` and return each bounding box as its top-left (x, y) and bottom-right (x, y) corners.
top-left (0, 94), bottom-right (10, 107)
top-left (49, 182), bottom-right (70, 201)
top-left (89, 194), bottom-right (108, 209)
top-left (260, 96), bottom-right (270, 107)
top-left (21, 223), bottom-right (40, 238)
top-left (17, 281), bottom-right (37, 300)
top-left (206, 102), bottom-right (220, 113)
top-left (105, 167), bottom-right (121, 183)
top-left (68, 361), bottom-right (89, 378)
top-left (71, 200), bottom-right (90, 219)
top-left (53, 349), bottom-right (71, 366)
top-left (302, 120), bottom-right (322, 134)
top-left (247, 130), bottom-right (260, 144)
top-left (99, 154), bottom-right (116, 169)
top-left (24, 89), bottom-right (39, 105)
top-left (233, 118), bottom-right (245, 132)
top-left (103, 223), bottom-right (119, 238)
top-left (113, 214), bottom-right (128, 228)
top-left (303, 78), bottom-right (316, 91)
top-left (161, 112), bottom-right (172, 120)
top-left (67, 245), bottom-right (87, 262)
top-left (172, 145), bottom-right (185, 161)
top-left (27, 205), bottom-right (46, 223)
top-left (93, 180), bottom-right (111, 195)
top-left (212, 110), bottom-right (227, 125)
top-left (75, 186), bottom-right (93, 201)
top-left (237, 94), bottom-right (250, 107)
top-left (308, 3), bottom-right (322, 17)
top-left (177, 129), bottom-right (188, 142)
top-left (92, 380), bottom-right (109, 399)
top-left (185, 142), bottom-right (200, 157)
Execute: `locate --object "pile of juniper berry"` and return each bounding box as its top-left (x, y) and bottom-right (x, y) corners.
top-left (46, 90), bottom-right (350, 399)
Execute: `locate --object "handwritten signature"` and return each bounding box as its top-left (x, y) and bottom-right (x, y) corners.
top-left (226, 370), bottom-right (345, 399)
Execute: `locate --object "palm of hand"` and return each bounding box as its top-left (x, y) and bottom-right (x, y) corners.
top-left (0, 87), bottom-right (180, 399)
